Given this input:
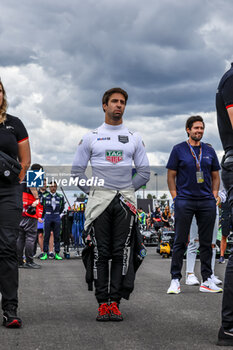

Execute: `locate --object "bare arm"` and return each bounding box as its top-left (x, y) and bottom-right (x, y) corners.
top-left (227, 106), bottom-right (233, 129)
top-left (167, 169), bottom-right (177, 199)
top-left (30, 187), bottom-right (40, 206)
top-left (18, 139), bottom-right (31, 183)
top-left (211, 170), bottom-right (220, 199)
top-left (30, 187), bottom-right (39, 198)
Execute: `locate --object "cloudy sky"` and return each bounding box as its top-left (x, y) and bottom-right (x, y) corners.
top-left (1, 0), bottom-right (233, 168)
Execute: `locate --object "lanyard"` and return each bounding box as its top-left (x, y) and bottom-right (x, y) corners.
top-left (187, 141), bottom-right (202, 171)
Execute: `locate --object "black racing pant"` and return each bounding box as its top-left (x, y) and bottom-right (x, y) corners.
top-left (0, 185), bottom-right (22, 311)
top-left (93, 195), bottom-right (134, 303)
top-left (171, 198), bottom-right (216, 281)
top-left (17, 216), bottom-right (38, 264)
top-left (221, 159), bottom-right (233, 329)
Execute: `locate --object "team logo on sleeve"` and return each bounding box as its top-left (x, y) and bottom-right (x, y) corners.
top-left (106, 150), bottom-right (123, 164)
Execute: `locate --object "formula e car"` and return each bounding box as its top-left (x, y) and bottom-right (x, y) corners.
top-left (140, 225), bottom-right (158, 246)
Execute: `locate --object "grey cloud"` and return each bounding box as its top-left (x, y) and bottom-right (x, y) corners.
top-left (8, 96), bottom-right (22, 108)
top-left (0, 47), bottom-right (35, 67)
top-left (1, 0), bottom-right (233, 164)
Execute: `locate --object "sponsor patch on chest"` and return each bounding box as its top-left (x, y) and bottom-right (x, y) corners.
top-left (118, 135), bottom-right (129, 144)
top-left (97, 137), bottom-right (111, 141)
top-left (105, 150), bottom-right (123, 164)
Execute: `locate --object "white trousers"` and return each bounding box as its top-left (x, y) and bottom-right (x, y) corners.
top-left (186, 212), bottom-right (218, 275)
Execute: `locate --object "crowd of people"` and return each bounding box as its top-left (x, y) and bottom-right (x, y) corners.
top-left (18, 176), bottom-right (65, 268)
top-left (0, 69), bottom-right (233, 346)
top-left (139, 201), bottom-right (232, 264)
top-left (18, 178), bottom-right (88, 265)
top-left (138, 205), bottom-right (173, 231)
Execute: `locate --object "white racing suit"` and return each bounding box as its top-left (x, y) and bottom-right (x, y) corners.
top-left (72, 122), bottom-right (150, 302)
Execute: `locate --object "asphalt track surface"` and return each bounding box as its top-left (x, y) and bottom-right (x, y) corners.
top-left (1, 248), bottom-right (228, 350)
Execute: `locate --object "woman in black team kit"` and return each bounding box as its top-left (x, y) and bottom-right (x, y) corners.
top-left (0, 79), bottom-right (31, 328)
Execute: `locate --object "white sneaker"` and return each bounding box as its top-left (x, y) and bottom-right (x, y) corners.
top-left (185, 273), bottom-right (200, 285)
top-left (199, 278), bottom-right (223, 293)
top-left (211, 274), bottom-right (222, 285)
top-left (167, 279), bottom-right (181, 294)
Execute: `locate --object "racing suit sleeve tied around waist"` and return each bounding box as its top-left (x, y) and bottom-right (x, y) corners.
top-left (84, 188), bottom-right (137, 231)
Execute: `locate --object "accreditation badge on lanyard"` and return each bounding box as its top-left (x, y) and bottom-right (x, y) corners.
top-left (187, 141), bottom-right (204, 184)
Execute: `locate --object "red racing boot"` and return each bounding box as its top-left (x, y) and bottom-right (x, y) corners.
top-left (109, 302), bottom-right (123, 322)
top-left (3, 305), bottom-right (22, 328)
top-left (96, 303), bottom-right (110, 322)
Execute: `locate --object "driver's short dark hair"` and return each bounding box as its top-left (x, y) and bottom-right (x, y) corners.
top-left (102, 87), bottom-right (128, 106)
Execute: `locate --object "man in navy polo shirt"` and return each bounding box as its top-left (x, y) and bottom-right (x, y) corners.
top-left (166, 115), bottom-right (222, 294)
top-left (216, 63), bottom-right (233, 346)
